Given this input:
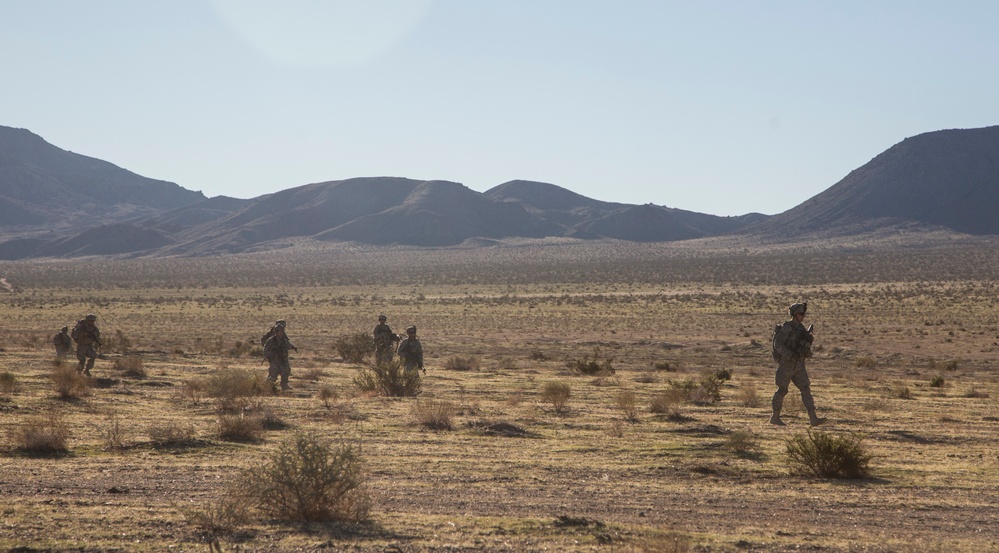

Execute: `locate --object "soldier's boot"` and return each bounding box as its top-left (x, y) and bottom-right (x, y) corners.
top-left (807, 410), bottom-right (827, 427)
top-left (76, 361), bottom-right (85, 374)
top-left (770, 390), bottom-right (786, 425)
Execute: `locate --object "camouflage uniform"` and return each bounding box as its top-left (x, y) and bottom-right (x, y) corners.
top-left (771, 303), bottom-right (825, 426)
top-left (373, 315), bottom-right (399, 365)
top-left (396, 326), bottom-right (424, 373)
top-left (53, 327), bottom-right (72, 359)
top-left (72, 315), bottom-right (101, 375)
top-left (263, 326), bottom-right (296, 390)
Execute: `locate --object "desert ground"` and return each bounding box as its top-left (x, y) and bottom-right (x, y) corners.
top-left (1, 237), bottom-right (998, 552)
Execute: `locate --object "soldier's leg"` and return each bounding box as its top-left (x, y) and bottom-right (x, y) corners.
top-left (266, 361), bottom-right (278, 382)
top-left (792, 366), bottom-right (825, 426)
top-left (279, 360), bottom-right (292, 390)
top-left (771, 363), bottom-right (793, 425)
top-left (76, 345), bottom-right (87, 372)
top-left (84, 346), bottom-right (96, 375)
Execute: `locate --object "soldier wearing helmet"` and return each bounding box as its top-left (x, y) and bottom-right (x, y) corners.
top-left (373, 314), bottom-right (400, 365)
top-left (770, 302), bottom-right (826, 426)
top-left (396, 325), bottom-right (425, 374)
top-left (71, 314), bottom-right (101, 376)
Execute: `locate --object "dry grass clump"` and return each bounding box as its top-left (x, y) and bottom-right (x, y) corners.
top-left (51, 364), bottom-right (89, 399)
top-left (317, 385), bottom-right (338, 410)
top-left (179, 488), bottom-right (251, 537)
top-left (614, 390), bottom-right (640, 422)
top-left (112, 355), bottom-right (146, 378)
top-left (243, 433), bottom-right (369, 523)
top-left (443, 355), bottom-right (480, 371)
top-left (205, 368), bottom-right (269, 411)
top-left (102, 329), bottom-right (132, 354)
top-left (0, 371), bottom-right (19, 398)
top-left (540, 381), bottom-right (571, 413)
top-left (353, 360), bottom-right (421, 397)
top-left (929, 358), bottom-right (961, 372)
top-left (962, 387), bottom-right (989, 398)
top-left (411, 399), bottom-right (456, 430)
top-left (736, 382), bottom-right (762, 407)
top-left (179, 379), bottom-right (206, 404)
top-left (855, 356), bottom-right (878, 369)
top-left (217, 412), bottom-right (265, 443)
top-left (568, 348), bottom-right (614, 375)
top-left (929, 375), bottom-right (946, 388)
top-left (785, 430), bottom-right (873, 479)
top-left (725, 430), bottom-right (761, 458)
top-left (336, 332), bottom-right (374, 364)
top-left (102, 410), bottom-right (131, 452)
top-left (649, 386), bottom-right (688, 420)
top-left (148, 421), bottom-right (199, 448)
top-left (9, 410), bottom-right (71, 456)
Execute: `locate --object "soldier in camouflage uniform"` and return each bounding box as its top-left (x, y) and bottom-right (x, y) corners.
top-left (373, 314), bottom-right (399, 365)
top-left (71, 314), bottom-right (101, 376)
top-left (771, 302), bottom-right (826, 426)
top-left (263, 322), bottom-right (297, 391)
top-left (396, 326), bottom-right (425, 374)
top-left (53, 326), bottom-right (72, 359)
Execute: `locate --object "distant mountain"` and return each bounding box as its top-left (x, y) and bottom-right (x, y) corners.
top-left (0, 125), bottom-right (206, 232)
top-left (569, 204), bottom-right (768, 242)
top-left (749, 126), bottom-right (999, 237)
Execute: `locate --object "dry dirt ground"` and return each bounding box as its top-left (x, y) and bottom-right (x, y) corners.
top-left (1, 239), bottom-right (998, 552)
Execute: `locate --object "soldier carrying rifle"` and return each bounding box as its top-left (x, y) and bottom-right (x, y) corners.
top-left (770, 302), bottom-right (826, 427)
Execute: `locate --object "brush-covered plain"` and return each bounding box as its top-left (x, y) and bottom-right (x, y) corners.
top-left (1, 240), bottom-right (998, 552)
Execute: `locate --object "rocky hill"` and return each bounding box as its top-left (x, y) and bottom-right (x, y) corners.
top-left (748, 126), bottom-right (999, 237)
top-left (0, 125), bottom-right (206, 232)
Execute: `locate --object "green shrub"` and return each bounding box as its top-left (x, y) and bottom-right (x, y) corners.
top-left (929, 375), bottom-right (946, 388)
top-left (336, 332), bottom-right (375, 364)
top-left (690, 375), bottom-right (723, 405)
top-left (411, 399), bottom-right (455, 430)
top-left (245, 433), bottom-right (369, 522)
top-left (540, 382), bottom-right (571, 413)
top-left (352, 360), bottom-right (421, 397)
top-left (785, 430), bottom-right (872, 479)
top-left (10, 411), bottom-right (71, 456)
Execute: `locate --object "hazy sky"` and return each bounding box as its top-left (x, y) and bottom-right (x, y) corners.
top-left (3, 1), bottom-right (997, 216)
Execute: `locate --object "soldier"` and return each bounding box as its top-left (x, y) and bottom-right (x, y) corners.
top-left (263, 322), bottom-right (297, 391)
top-left (396, 325), bottom-right (425, 374)
top-left (373, 314), bottom-right (400, 365)
top-left (71, 314), bottom-right (101, 376)
top-left (261, 319), bottom-right (287, 346)
top-left (770, 302), bottom-right (826, 426)
top-left (53, 326), bottom-right (72, 359)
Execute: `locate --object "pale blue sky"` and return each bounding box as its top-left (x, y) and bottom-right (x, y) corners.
top-left (2, 1), bottom-right (997, 216)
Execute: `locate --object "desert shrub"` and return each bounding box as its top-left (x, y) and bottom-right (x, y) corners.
top-left (649, 388), bottom-right (686, 421)
top-left (930, 358), bottom-right (960, 372)
top-left (102, 330), bottom-right (132, 354)
top-left (929, 375), bottom-right (946, 388)
top-left (112, 355), bottom-right (146, 378)
top-left (540, 382), bottom-right (571, 412)
top-left (690, 375), bottom-right (723, 405)
top-left (443, 355), bottom-right (480, 371)
top-left (217, 413), bottom-right (264, 443)
top-left (148, 421), bottom-right (198, 448)
top-left (653, 361), bottom-right (678, 372)
top-left (963, 387), bottom-right (989, 398)
top-left (785, 430), bottom-right (872, 479)
top-left (0, 371), bottom-right (19, 398)
top-left (725, 430), bottom-right (761, 457)
top-left (51, 364), bottom-right (89, 399)
top-left (714, 368), bottom-right (732, 381)
top-left (633, 370), bottom-right (659, 384)
top-left (226, 340), bottom-right (254, 358)
top-left (736, 382), bottom-right (761, 407)
top-left (179, 379), bottom-right (206, 404)
top-left (352, 360), bottom-right (421, 397)
top-left (892, 385), bottom-right (913, 400)
top-left (568, 348), bottom-right (614, 375)
top-left (206, 368), bottom-right (268, 410)
top-left (257, 405), bottom-right (290, 430)
top-left (179, 487), bottom-right (251, 536)
top-left (301, 367), bottom-right (326, 381)
top-left (317, 385), bottom-right (338, 410)
top-left (244, 433), bottom-right (369, 522)
top-left (529, 349), bottom-right (549, 361)
top-left (854, 356), bottom-right (878, 369)
top-left (10, 411), bottom-right (71, 456)
top-left (615, 391), bottom-right (639, 422)
top-left (336, 332), bottom-right (374, 364)
top-left (411, 399), bottom-right (455, 430)
top-left (102, 410), bottom-right (131, 451)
